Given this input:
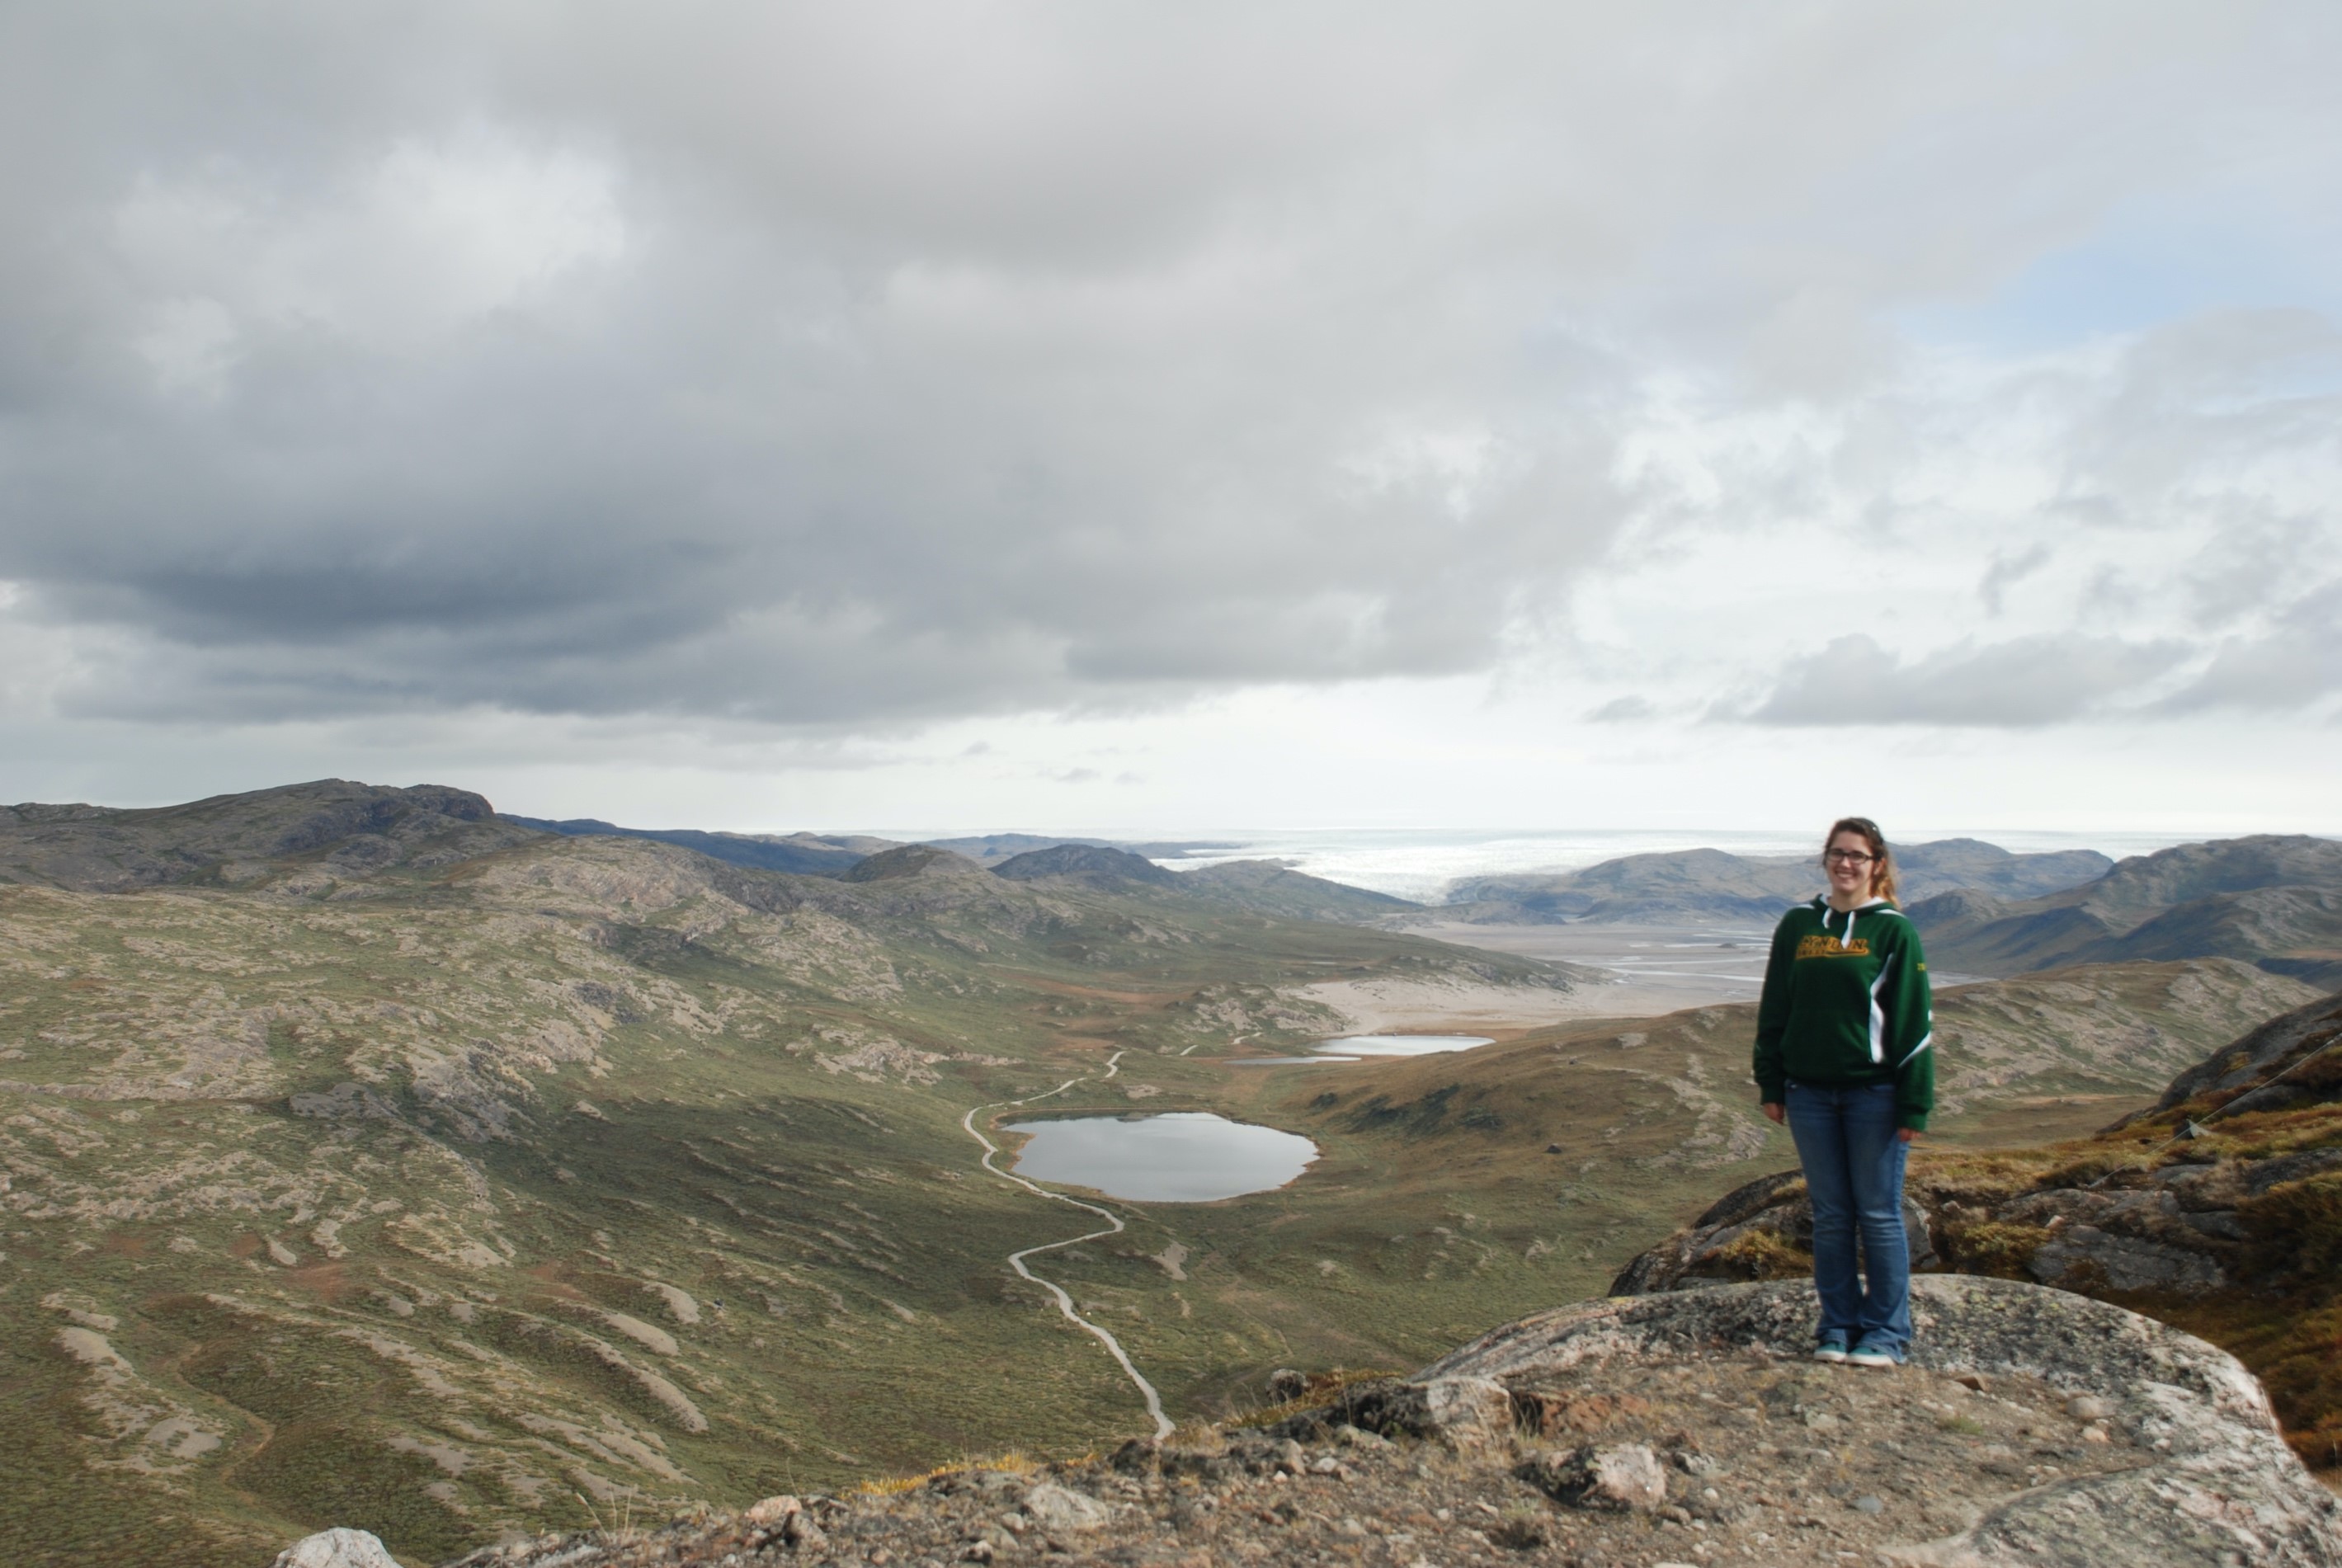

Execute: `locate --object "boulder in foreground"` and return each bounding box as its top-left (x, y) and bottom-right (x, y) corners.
top-left (271, 1528), bottom-right (406, 1568)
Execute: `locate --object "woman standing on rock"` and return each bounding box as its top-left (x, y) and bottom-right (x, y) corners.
top-left (1753, 817), bottom-right (1933, 1368)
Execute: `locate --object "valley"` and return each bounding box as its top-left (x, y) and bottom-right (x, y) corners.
top-left (1, 784), bottom-right (2334, 1566)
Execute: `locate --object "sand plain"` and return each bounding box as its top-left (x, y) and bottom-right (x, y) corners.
top-left (1294, 921), bottom-right (1774, 1034)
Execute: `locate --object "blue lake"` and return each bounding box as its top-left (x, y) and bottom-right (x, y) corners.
top-left (1003, 1112), bottom-right (1318, 1202)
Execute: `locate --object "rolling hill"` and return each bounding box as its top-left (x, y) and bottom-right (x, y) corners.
top-left (502, 817), bottom-right (892, 877)
top-left (987, 843), bottom-right (1180, 888)
top-left (1172, 859), bottom-right (1423, 923)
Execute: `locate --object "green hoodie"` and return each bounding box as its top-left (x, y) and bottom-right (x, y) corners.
top-left (1751, 896), bottom-right (1934, 1131)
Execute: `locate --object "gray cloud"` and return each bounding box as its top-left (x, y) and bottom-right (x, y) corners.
top-left (1977, 545), bottom-right (2049, 617)
top-left (1586, 696), bottom-right (1656, 723)
top-left (2, 4), bottom-right (2340, 737)
top-left (1735, 633), bottom-right (2189, 727)
top-left (2160, 582), bottom-right (2342, 714)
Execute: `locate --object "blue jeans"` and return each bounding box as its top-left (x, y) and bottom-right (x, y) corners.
top-left (1784, 1081), bottom-right (1911, 1349)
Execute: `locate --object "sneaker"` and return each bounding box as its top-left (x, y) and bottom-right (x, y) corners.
top-left (1812, 1335), bottom-right (1850, 1364)
top-left (1847, 1338), bottom-right (1906, 1368)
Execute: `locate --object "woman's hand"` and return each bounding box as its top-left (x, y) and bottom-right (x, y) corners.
top-left (1897, 1127), bottom-right (1919, 1143)
top-left (1761, 1101), bottom-right (1784, 1124)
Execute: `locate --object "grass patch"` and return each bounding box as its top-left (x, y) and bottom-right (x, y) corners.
top-left (234, 1422), bottom-right (474, 1566)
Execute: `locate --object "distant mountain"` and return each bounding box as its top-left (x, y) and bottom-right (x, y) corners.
top-left (1911, 834), bottom-right (2342, 986)
top-left (987, 842), bottom-right (1179, 888)
top-left (1445, 847), bottom-right (1814, 925)
top-left (1439, 837), bottom-right (2112, 927)
top-left (926, 832), bottom-right (1242, 865)
top-left (1173, 858), bottom-right (1423, 921)
top-left (1895, 839), bottom-right (2114, 901)
top-left (841, 842), bottom-right (988, 883)
top-left (498, 822), bottom-right (1242, 877)
top-left (504, 816), bottom-right (894, 876)
top-left (0, 779), bottom-right (533, 892)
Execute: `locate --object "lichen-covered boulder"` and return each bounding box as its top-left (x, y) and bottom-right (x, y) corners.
top-left (1020, 1481), bottom-right (1114, 1533)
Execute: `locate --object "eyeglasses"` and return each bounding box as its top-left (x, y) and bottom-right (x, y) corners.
top-left (1824, 850), bottom-right (1875, 865)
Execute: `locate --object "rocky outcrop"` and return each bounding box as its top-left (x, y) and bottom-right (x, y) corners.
top-left (1425, 1276), bottom-right (2342, 1566)
top-left (393, 1277), bottom-right (2341, 1568)
top-left (2146, 986), bottom-right (2342, 1116)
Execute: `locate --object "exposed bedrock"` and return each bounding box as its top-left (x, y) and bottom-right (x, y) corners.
top-left (1421, 1276), bottom-right (2342, 1567)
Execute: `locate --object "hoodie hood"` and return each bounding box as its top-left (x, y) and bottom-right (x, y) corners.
top-left (1812, 893), bottom-right (1893, 946)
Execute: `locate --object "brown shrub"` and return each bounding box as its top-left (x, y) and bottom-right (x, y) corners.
top-left (1938, 1221), bottom-right (2052, 1279)
top-left (2241, 1174), bottom-right (2342, 1286)
top-left (1510, 1389), bottom-right (1653, 1439)
top-left (1703, 1227), bottom-right (1812, 1282)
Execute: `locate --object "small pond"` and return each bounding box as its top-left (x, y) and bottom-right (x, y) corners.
top-left (1003, 1111), bottom-right (1318, 1202)
top-left (1317, 1033), bottom-right (1495, 1057)
top-left (1229, 1032), bottom-right (1498, 1066)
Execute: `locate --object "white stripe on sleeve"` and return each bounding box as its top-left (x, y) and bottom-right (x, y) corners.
top-left (1867, 965), bottom-right (1889, 1064)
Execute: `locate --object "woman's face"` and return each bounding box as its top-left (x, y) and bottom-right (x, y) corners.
top-left (1825, 830), bottom-right (1876, 900)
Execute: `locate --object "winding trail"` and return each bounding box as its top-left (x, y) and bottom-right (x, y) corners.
top-left (962, 1048), bottom-right (1174, 1439)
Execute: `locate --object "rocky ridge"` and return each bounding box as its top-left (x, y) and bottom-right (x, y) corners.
top-left (288, 1276), bottom-right (2341, 1568)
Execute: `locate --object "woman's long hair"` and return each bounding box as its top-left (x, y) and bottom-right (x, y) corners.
top-left (1824, 816), bottom-right (1898, 904)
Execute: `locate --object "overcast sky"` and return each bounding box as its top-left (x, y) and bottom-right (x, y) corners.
top-left (2, 2), bottom-right (2339, 838)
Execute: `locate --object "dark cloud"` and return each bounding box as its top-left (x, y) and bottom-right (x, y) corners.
top-left (1733, 633), bottom-right (2188, 727)
top-left (1586, 695), bottom-right (1656, 723)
